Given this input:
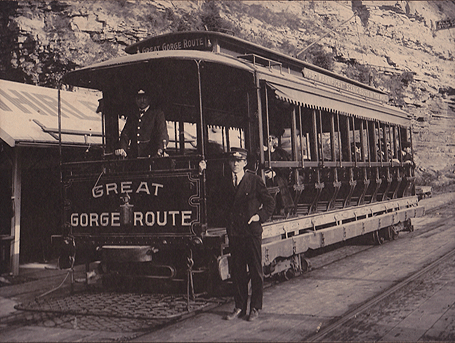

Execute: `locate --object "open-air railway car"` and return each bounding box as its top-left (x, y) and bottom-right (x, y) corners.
top-left (59, 31), bottom-right (424, 293)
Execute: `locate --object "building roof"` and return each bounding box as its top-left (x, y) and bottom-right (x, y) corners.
top-left (0, 79), bottom-right (102, 148)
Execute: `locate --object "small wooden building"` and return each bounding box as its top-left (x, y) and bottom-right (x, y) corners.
top-left (0, 79), bottom-right (101, 275)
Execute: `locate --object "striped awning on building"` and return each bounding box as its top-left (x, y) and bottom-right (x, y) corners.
top-left (0, 79), bottom-right (102, 147)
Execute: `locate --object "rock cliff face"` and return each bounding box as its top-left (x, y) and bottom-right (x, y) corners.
top-left (1, 0), bottom-right (454, 191)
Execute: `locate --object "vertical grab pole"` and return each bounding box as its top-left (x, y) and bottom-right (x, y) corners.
top-left (291, 106), bottom-right (298, 161)
top-left (58, 83), bottom-right (74, 290)
top-left (255, 77), bottom-right (265, 179)
top-left (299, 106), bottom-right (305, 167)
top-left (352, 117), bottom-right (356, 164)
top-left (196, 60), bottom-right (205, 160)
top-left (57, 82), bottom-right (74, 294)
top-left (264, 86), bottom-right (271, 169)
top-left (58, 84), bottom-right (62, 169)
top-left (360, 120), bottom-right (366, 162)
top-left (101, 105), bottom-right (105, 155)
top-left (195, 60), bottom-right (207, 229)
top-left (366, 120), bottom-right (371, 166)
top-left (329, 113), bottom-right (336, 162)
top-left (336, 113), bottom-right (342, 168)
top-left (379, 122), bottom-right (382, 162)
top-left (310, 109), bottom-right (319, 163)
top-left (318, 110), bottom-right (324, 165)
top-left (11, 148), bottom-right (21, 276)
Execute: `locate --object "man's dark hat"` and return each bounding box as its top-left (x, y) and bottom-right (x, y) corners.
top-left (402, 141), bottom-right (411, 148)
top-left (229, 147), bottom-right (248, 160)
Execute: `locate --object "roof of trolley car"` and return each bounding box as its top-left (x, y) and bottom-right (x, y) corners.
top-left (125, 31), bottom-right (410, 127)
top-left (62, 49), bottom-right (255, 87)
top-left (125, 31), bottom-right (385, 96)
top-left (63, 37), bottom-right (410, 127)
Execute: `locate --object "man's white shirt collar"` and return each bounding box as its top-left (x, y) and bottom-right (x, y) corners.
top-left (140, 105), bottom-right (150, 116)
top-left (233, 170), bottom-right (245, 185)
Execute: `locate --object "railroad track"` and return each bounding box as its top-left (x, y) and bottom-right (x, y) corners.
top-left (306, 247), bottom-right (455, 341)
top-left (306, 204), bottom-right (455, 342)
top-left (7, 199), bottom-right (454, 340)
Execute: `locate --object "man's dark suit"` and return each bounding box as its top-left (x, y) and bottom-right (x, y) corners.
top-left (119, 107), bottom-right (169, 158)
top-left (220, 170), bottom-right (275, 313)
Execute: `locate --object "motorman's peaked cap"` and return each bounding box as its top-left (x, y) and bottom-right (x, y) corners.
top-left (229, 147), bottom-right (248, 160)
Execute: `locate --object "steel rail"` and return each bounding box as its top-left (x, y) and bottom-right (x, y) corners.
top-left (306, 242), bottom-right (455, 341)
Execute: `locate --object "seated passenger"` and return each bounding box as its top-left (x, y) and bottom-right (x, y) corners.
top-left (386, 142), bottom-right (394, 162)
top-left (265, 134), bottom-right (294, 215)
top-left (401, 142), bottom-right (415, 167)
top-left (351, 142), bottom-right (361, 162)
top-left (377, 147), bottom-right (385, 162)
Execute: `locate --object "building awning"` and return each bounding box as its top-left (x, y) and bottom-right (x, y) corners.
top-left (266, 81), bottom-right (410, 127)
top-left (0, 79), bottom-right (102, 148)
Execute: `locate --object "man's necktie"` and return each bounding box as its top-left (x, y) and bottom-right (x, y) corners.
top-left (233, 174), bottom-right (237, 188)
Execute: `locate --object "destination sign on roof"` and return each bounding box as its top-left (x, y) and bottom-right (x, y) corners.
top-left (302, 68), bottom-right (388, 103)
top-left (132, 35), bottom-right (212, 54)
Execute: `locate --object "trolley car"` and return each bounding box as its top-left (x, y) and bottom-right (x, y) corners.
top-left (58, 31), bottom-right (424, 293)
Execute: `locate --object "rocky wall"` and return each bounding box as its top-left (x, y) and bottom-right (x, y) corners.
top-left (1, 0), bottom-right (454, 190)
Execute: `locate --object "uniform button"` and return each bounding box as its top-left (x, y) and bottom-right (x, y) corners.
top-left (137, 133), bottom-right (140, 137)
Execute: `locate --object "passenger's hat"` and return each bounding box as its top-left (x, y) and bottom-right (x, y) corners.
top-left (269, 127), bottom-right (285, 138)
top-left (229, 147), bottom-right (248, 160)
top-left (402, 141), bottom-right (411, 148)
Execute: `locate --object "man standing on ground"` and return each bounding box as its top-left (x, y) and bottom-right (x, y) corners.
top-left (221, 147), bottom-right (275, 322)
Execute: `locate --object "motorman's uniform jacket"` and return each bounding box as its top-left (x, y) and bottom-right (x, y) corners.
top-left (119, 107), bottom-right (169, 158)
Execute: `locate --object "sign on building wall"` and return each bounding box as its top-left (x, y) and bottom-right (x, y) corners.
top-left (0, 80), bottom-right (102, 147)
top-left (435, 18), bottom-right (455, 30)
